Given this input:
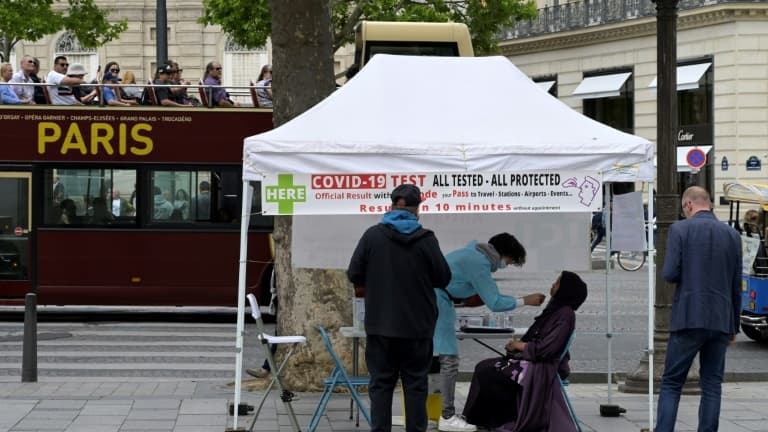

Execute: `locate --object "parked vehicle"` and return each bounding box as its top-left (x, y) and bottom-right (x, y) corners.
top-left (723, 182), bottom-right (768, 342)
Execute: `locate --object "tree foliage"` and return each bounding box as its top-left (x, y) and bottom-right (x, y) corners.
top-left (0, 0), bottom-right (127, 62)
top-left (201, 0), bottom-right (538, 55)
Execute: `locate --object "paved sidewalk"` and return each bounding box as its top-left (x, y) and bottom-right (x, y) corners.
top-left (1, 380), bottom-right (768, 431)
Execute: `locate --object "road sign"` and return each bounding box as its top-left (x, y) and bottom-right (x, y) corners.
top-left (686, 148), bottom-right (707, 170)
top-left (13, 226), bottom-right (23, 236)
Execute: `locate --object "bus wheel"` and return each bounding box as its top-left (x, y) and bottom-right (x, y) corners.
top-left (741, 324), bottom-right (767, 342)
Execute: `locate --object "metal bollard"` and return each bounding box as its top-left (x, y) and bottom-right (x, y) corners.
top-left (21, 293), bottom-right (37, 382)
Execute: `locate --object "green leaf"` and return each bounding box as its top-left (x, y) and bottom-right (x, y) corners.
top-left (0, 0), bottom-right (125, 60)
top-left (201, 0), bottom-right (539, 57)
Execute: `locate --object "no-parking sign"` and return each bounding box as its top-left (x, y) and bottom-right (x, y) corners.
top-left (686, 148), bottom-right (707, 170)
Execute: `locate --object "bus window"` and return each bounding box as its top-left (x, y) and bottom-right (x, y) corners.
top-left (148, 170), bottom-right (272, 229)
top-left (151, 170), bottom-right (206, 222)
top-left (44, 168), bottom-right (137, 226)
top-left (354, 21), bottom-right (474, 68)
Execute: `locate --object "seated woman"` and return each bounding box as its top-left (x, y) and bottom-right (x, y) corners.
top-left (462, 270), bottom-right (588, 431)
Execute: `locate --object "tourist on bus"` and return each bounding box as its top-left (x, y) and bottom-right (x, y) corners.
top-left (203, 61), bottom-right (239, 107)
top-left (167, 60), bottom-right (199, 106)
top-left (121, 71), bottom-right (143, 102)
top-left (58, 199), bottom-right (77, 225)
top-left (153, 186), bottom-right (174, 220)
top-left (196, 181), bottom-right (211, 220)
top-left (0, 63), bottom-right (24, 104)
top-left (173, 189), bottom-right (190, 220)
top-left (255, 64), bottom-right (272, 108)
top-left (102, 71), bottom-right (137, 107)
top-left (46, 58), bottom-right (88, 105)
top-left (9, 55), bottom-right (36, 103)
top-left (29, 58), bottom-right (46, 105)
top-left (145, 64), bottom-right (191, 107)
top-left (89, 197), bottom-right (115, 225)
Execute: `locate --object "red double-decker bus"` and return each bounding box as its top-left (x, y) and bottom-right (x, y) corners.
top-left (0, 105), bottom-right (274, 307)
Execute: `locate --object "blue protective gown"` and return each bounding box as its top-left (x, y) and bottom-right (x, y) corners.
top-left (433, 241), bottom-right (519, 355)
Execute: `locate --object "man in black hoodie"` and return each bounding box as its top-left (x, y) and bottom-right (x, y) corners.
top-left (348, 184), bottom-right (452, 432)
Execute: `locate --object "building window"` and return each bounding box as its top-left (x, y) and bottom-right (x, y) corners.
top-left (223, 38), bottom-right (270, 106)
top-left (533, 75), bottom-right (557, 97)
top-left (676, 60), bottom-right (714, 199)
top-left (54, 32), bottom-right (98, 81)
top-left (575, 69), bottom-right (634, 134)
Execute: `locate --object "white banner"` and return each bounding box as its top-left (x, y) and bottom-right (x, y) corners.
top-left (261, 171), bottom-right (602, 215)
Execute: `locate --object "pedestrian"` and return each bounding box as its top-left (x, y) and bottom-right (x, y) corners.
top-left (655, 186), bottom-right (742, 432)
top-left (433, 233), bottom-right (546, 432)
top-left (347, 184), bottom-right (452, 432)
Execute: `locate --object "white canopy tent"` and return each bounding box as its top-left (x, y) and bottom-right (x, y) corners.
top-left (235, 55), bottom-right (657, 430)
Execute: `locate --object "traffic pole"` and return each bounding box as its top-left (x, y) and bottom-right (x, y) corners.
top-left (21, 292), bottom-right (38, 382)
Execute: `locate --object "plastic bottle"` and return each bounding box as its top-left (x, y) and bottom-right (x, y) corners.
top-left (504, 311), bottom-right (514, 329)
top-left (490, 312), bottom-right (504, 328)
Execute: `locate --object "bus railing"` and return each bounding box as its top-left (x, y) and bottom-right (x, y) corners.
top-left (0, 81), bottom-right (271, 109)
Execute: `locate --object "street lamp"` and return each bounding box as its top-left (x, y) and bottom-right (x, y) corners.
top-left (620, 0), bottom-right (699, 395)
top-left (156, 0), bottom-right (168, 67)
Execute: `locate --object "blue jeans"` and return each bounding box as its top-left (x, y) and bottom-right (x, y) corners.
top-left (656, 329), bottom-right (730, 432)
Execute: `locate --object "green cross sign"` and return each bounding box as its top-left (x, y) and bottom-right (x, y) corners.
top-left (265, 174), bottom-right (307, 214)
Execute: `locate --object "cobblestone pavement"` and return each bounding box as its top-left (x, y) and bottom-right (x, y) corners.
top-left (1, 380), bottom-right (768, 431)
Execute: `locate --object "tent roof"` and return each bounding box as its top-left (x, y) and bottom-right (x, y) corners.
top-left (244, 55), bottom-right (654, 182)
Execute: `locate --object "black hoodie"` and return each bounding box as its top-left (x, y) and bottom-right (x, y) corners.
top-left (348, 223), bottom-right (451, 339)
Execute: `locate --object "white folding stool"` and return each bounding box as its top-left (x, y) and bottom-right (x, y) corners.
top-left (245, 293), bottom-right (306, 432)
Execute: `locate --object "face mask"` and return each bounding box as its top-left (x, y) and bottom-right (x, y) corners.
top-left (498, 259), bottom-right (508, 270)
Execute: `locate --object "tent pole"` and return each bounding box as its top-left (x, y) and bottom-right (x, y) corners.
top-left (647, 182), bottom-right (656, 429)
top-left (232, 180), bottom-right (252, 429)
top-left (604, 185), bottom-right (613, 404)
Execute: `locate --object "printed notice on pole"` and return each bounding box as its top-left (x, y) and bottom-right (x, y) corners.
top-left (261, 170), bottom-right (602, 215)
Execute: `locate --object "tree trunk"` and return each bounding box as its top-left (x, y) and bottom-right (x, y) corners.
top-left (269, 1), bottom-right (353, 391)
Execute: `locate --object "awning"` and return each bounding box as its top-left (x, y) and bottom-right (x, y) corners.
top-left (536, 80), bottom-right (556, 92)
top-left (653, 145), bottom-right (713, 172)
top-left (648, 63), bottom-right (711, 91)
top-left (572, 72), bottom-right (632, 99)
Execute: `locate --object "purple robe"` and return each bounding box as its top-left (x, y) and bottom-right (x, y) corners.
top-left (463, 307), bottom-right (578, 431)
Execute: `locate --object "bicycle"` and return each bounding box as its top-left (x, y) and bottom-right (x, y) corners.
top-left (590, 217), bottom-right (654, 272)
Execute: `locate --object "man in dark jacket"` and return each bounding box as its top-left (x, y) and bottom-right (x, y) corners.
top-left (348, 184), bottom-right (451, 432)
top-left (655, 186), bottom-right (742, 432)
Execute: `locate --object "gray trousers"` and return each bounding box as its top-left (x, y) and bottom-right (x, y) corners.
top-left (438, 354), bottom-right (460, 418)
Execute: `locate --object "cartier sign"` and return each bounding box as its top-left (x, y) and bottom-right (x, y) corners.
top-left (675, 124), bottom-right (712, 147)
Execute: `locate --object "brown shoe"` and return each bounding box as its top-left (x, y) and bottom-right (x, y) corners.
top-left (246, 368), bottom-right (270, 378)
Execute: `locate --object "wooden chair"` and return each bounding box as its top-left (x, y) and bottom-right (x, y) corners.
top-left (249, 80), bottom-right (260, 108)
top-left (41, 79), bottom-right (52, 104)
top-left (145, 80), bottom-right (158, 105)
top-left (198, 79), bottom-right (210, 107)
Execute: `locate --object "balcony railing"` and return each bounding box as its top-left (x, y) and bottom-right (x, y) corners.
top-left (503, 0), bottom-right (743, 40)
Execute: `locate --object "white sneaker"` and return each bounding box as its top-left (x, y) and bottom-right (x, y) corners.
top-left (438, 415), bottom-right (477, 432)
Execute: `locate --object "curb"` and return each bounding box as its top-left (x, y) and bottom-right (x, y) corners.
top-left (458, 371), bottom-right (768, 383)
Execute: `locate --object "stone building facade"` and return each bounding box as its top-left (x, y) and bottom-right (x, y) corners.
top-left (501, 0), bottom-right (768, 212)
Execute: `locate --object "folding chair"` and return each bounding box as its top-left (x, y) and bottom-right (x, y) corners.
top-left (245, 293), bottom-right (306, 432)
top-left (557, 332), bottom-right (583, 432)
top-left (308, 326), bottom-right (371, 432)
